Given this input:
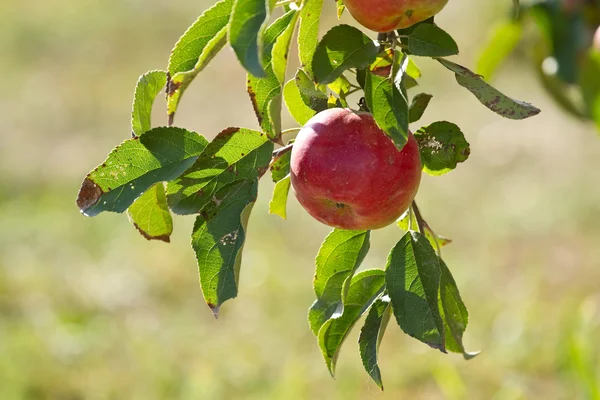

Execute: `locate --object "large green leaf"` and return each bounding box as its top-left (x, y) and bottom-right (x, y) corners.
top-left (131, 70), bottom-right (167, 137)
top-left (229, 0), bottom-right (273, 78)
top-left (407, 24), bottom-right (458, 57)
top-left (437, 58), bottom-right (541, 120)
top-left (268, 174), bottom-right (291, 219)
top-left (358, 294), bottom-right (391, 390)
top-left (127, 183), bottom-right (173, 242)
top-left (77, 127), bottom-right (209, 217)
top-left (284, 78), bottom-right (317, 125)
top-left (439, 258), bottom-right (478, 359)
top-left (385, 231), bottom-right (446, 351)
top-left (247, 9), bottom-right (299, 143)
top-left (317, 269), bottom-right (386, 375)
top-left (166, 0), bottom-right (233, 120)
top-left (298, 0), bottom-right (324, 77)
top-left (415, 121), bottom-right (470, 176)
top-left (166, 128), bottom-right (273, 215)
top-left (192, 179), bottom-right (258, 316)
top-left (312, 25), bottom-right (378, 84)
top-left (364, 57), bottom-right (409, 150)
top-left (308, 229), bottom-right (371, 336)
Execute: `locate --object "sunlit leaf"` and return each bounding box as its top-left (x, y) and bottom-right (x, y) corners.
top-left (308, 229), bottom-right (371, 336)
top-left (127, 183), bottom-right (173, 242)
top-left (77, 127), bottom-right (209, 217)
top-left (166, 127), bottom-right (273, 215)
top-left (476, 21), bottom-right (523, 81)
top-left (131, 70), bottom-right (167, 137)
top-left (318, 269), bottom-right (386, 375)
top-left (386, 231), bottom-right (446, 351)
top-left (298, 0), bottom-right (324, 77)
top-left (192, 179), bottom-right (258, 316)
top-left (268, 174), bottom-right (291, 219)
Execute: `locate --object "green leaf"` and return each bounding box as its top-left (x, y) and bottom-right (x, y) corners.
top-left (268, 174), bottom-right (291, 219)
top-left (385, 231), bottom-right (446, 351)
top-left (298, 0), bottom-right (324, 77)
top-left (364, 58), bottom-right (409, 150)
top-left (127, 183), bottom-right (173, 242)
top-left (437, 58), bottom-right (541, 120)
top-left (408, 93), bottom-right (432, 123)
top-left (439, 258), bottom-right (478, 359)
top-left (580, 50), bottom-right (600, 131)
top-left (358, 294), bottom-right (391, 390)
top-left (284, 78), bottom-right (317, 125)
top-left (318, 269), bottom-right (386, 375)
top-left (247, 9), bottom-right (299, 143)
top-left (77, 127), bottom-right (209, 217)
top-left (229, 0), bottom-right (274, 78)
top-left (166, 128), bottom-right (273, 215)
top-left (336, 0), bottom-right (345, 19)
top-left (272, 8), bottom-right (299, 85)
top-left (397, 210), bottom-right (452, 249)
top-left (131, 70), bottom-right (167, 137)
top-left (312, 25), bottom-right (378, 84)
top-left (408, 24), bottom-right (458, 57)
top-left (415, 121), bottom-right (470, 176)
top-left (406, 57), bottom-right (422, 80)
top-left (308, 229), bottom-right (371, 336)
top-left (167, 0), bottom-right (233, 120)
top-left (191, 179), bottom-right (258, 316)
top-left (295, 68), bottom-right (328, 112)
top-left (270, 148), bottom-right (291, 182)
top-left (476, 21), bottom-right (523, 81)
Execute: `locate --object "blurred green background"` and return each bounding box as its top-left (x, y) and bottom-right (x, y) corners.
top-left (2, 0), bottom-right (600, 398)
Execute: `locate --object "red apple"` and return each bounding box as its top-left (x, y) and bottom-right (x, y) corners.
top-left (343, 0), bottom-right (449, 32)
top-left (290, 108), bottom-right (422, 230)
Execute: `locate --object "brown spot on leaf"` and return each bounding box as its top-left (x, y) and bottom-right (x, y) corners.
top-left (247, 85), bottom-right (262, 126)
top-left (76, 178), bottom-right (103, 213)
top-left (207, 303), bottom-right (220, 319)
top-left (214, 127), bottom-right (241, 141)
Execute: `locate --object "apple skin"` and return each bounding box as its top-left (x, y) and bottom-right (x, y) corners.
top-left (343, 0), bottom-right (449, 32)
top-left (290, 108), bottom-right (422, 230)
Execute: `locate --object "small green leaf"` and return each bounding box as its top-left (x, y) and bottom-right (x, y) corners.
top-left (336, 0), bottom-right (345, 19)
top-left (364, 58), bottom-right (409, 150)
top-left (131, 70), bottom-right (167, 137)
top-left (192, 179), bottom-right (258, 316)
top-left (308, 229), bottom-right (371, 336)
top-left (295, 68), bottom-right (328, 112)
top-left (318, 269), bottom-right (386, 375)
top-left (268, 174), bottom-right (291, 219)
top-left (166, 128), bottom-right (273, 215)
top-left (409, 93), bottom-right (432, 123)
top-left (358, 294), bottom-right (391, 390)
top-left (247, 9), bottom-right (299, 143)
top-left (415, 121), bottom-right (470, 176)
top-left (77, 127), bottom-right (209, 217)
top-left (298, 0), bottom-right (324, 77)
top-left (437, 58), bottom-right (541, 120)
top-left (408, 24), bottom-right (458, 57)
top-left (270, 149), bottom-right (291, 182)
top-left (406, 57), bottom-right (422, 80)
top-left (312, 25), bottom-right (378, 84)
top-left (385, 231), bottom-right (446, 351)
top-left (580, 50), bottom-right (600, 131)
top-left (397, 210), bottom-right (452, 250)
top-left (439, 258), bottom-right (479, 359)
top-left (127, 183), bottom-right (173, 242)
top-left (229, 0), bottom-right (274, 78)
top-left (476, 21), bottom-right (523, 81)
top-left (167, 0), bottom-right (233, 119)
top-left (328, 74), bottom-right (352, 97)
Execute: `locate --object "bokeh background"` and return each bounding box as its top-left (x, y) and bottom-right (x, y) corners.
top-left (2, 0), bottom-right (600, 398)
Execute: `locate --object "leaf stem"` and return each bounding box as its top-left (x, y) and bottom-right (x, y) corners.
top-left (411, 201), bottom-right (426, 234)
top-left (281, 127), bottom-right (302, 136)
top-left (275, 0), bottom-right (296, 6)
